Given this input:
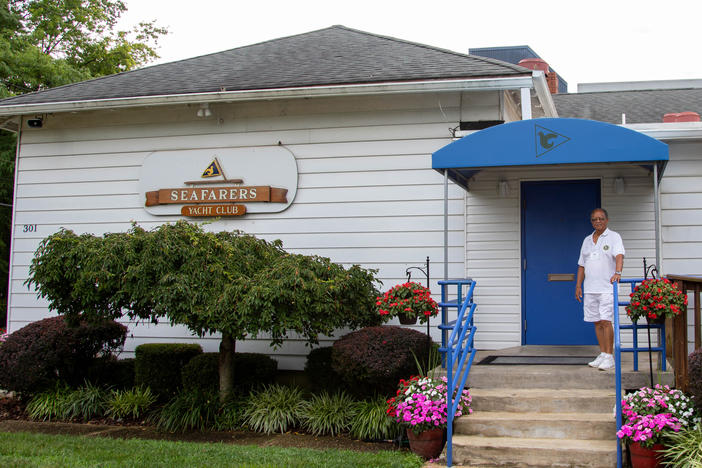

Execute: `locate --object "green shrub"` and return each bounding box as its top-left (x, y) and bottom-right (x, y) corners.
top-left (181, 352), bottom-right (277, 394)
top-left (304, 347), bottom-right (343, 393)
top-left (26, 385), bottom-right (72, 421)
top-left (299, 391), bottom-right (356, 436)
top-left (688, 347), bottom-right (702, 413)
top-left (350, 396), bottom-right (403, 441)
top-left (214, 396), bottom-right (248, 431)
top-left (107, 386), bottom-right (157, 420)
top-left (0, 316), bottom-right (127, 396)
top-left (243, 384), bottom-right (306, 434)
top-left (661, 424), bottom-right (702, 467)
top-left (62, 382), bottom-right (109, 421)
top-left (332, 326), bottom-right (433, 399)
top-left (86, 357), bottom-right (135, 390)
top-left (134, 343), bottom-right (202, 400)
top-left (154, 389), bottom-right (219, 433)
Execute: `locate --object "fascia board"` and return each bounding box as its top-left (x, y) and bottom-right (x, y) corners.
top-left (625, 122), bottom-right (702, 141)
top-left (0, 76), bottom-right (534, 117)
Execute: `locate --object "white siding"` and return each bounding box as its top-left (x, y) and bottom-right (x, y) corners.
top-left (660, 141), bottom-right (702, 352)
top-left (8, 91), bottom-right (509, 368)
top-left (464, 164), bottom-right (656, 349)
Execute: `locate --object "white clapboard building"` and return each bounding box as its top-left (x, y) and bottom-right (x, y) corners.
top-left (0, 26), bottom-right (700, 368)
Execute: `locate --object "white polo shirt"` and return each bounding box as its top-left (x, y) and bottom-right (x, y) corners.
top-left (577, 228), bottom-right (625, 294)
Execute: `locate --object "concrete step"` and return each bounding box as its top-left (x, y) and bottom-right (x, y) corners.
top-left (454, 410), bottom-right (615, 440)
top-left (449, 435), bottom-right (617, 468)
top-left (470, 388), bottom-right (615, 413)
top-left (454, 362), bottom-right (672, 390)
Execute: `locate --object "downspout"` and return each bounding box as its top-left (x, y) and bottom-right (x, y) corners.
top-left (5, 118), bottom-right (21, 332)
top-left (654, 164), bottom-right (662, 273)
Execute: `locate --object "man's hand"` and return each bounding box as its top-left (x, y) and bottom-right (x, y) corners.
top-left (610, 273), bottom-right (621, 284)
top-left (575, 285), bottom-right (583, 303)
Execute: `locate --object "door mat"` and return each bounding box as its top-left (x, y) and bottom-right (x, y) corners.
top-left (477, 355), bottom-right (592, 365)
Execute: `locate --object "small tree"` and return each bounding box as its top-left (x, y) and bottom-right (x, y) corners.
top-left (27, 221), bottom-right (381, 401)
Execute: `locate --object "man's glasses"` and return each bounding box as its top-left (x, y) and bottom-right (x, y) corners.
top-left (591, 217), bottom-right (606, 222)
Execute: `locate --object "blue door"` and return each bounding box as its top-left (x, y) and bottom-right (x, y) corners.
top-left (522, 180), bottom-right (600, 345)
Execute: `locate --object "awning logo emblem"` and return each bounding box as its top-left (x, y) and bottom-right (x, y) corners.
top-left (535, 125), bottom-right (570, 157)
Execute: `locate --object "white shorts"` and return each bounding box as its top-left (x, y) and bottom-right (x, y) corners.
top-left (583, 293), bottom-right (614, 322)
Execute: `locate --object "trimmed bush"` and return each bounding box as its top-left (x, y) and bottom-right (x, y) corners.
top-left (181, 352), bottom-right (277, 394)
top-left (304, 347), bottom-right (343, 393)
top-left (86, 357), bottom-right (135, 390)
top-left (332, 326), bottom-right (432, 399)
top-left (134, 343), bottom-right (202, 400)
top-left (689, 347), bottom-right (702, 413)
top-left (0, 316), bottom-right (127, 396)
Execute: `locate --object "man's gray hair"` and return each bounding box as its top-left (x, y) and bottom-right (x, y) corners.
top-left (590, 208), bottom-right (609, 219)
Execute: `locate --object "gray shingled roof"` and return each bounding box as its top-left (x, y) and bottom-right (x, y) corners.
top-left (0, 25), bottom-right (530, 106)
top-left (553, 88), bottom-right (702, 124)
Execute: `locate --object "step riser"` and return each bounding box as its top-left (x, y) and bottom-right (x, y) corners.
top-left (450, 445), bottom-right (617, 468)
top-left (454, 418), bottom-right (616, 440)
top-left (466, 371), bottom-right (616, 389)
top-left (471, 395), bottom-right (614, 413)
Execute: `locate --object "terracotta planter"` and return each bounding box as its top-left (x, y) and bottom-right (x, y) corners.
top-left (406, 427), bottom-right (446, 459)
top-left (398, 312), bottom-right (417, 325)
top-left (629, 441), bottom-right (665, 468)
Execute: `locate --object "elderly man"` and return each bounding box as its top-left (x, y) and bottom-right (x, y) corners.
top-left (575, 208), bottom-right (625, 370)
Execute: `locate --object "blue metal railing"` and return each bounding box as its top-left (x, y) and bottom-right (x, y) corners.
top-left (613, 278), bottom-right (667, 468)
top-left (438, 278), bottom-right (477, 468)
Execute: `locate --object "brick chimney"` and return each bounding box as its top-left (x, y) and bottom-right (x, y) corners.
top-left (663, 111), bottom-right (701, 122)
top-left (518, 58), bottom-right (558, 94)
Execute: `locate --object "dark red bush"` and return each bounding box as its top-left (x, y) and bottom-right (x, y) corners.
top-left (332, 326), bottom-right (432, 399)
top-left (0, 316), bottom-right (127, 396)
top-left (689, 347), bottom-right (702, 412)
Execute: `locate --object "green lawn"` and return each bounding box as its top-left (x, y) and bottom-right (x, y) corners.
top-left (0, 431), bottom-right (423, 468)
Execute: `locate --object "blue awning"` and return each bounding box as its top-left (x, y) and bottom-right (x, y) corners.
top-left (432, 118), bottom-right (669, 189)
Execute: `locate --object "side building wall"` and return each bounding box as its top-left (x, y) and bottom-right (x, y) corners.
top-left (660, 140), bottom-right (702, 352)
top-left (8, 90), bottom-right (507, 369)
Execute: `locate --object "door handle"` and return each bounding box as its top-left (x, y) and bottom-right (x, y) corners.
top-left (548, 273), bottom-right (575, 281)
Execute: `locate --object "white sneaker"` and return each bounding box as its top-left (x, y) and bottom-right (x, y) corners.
top-left (588, 353), bottom-right (605, 368)
top-left (598, 354), bottom-right (615, 370)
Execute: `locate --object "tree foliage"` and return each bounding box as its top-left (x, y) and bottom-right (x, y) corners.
top-left (26, 221), bottom-right (382, 399)
top-left (1, 0), bottom-right (167, 96)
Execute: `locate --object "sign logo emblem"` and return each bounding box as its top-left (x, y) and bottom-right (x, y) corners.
top-left (201, 158), bottom-right (223, 178)
top-left (535, 125), bottom-right (570, 157)
top-left (603, 245), bottom-right (609, 251)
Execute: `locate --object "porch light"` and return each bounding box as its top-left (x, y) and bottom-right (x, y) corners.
top-left (497, 179), bottom-right (510, 197)
top-left (196, 103), bottom-right (212, 118)
top-left (614, 177), bottom-right (626, 194)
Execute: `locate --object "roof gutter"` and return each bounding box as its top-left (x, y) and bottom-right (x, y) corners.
top-left (532, 70), bottom-right (558, 117)
top-left (0, 75), bottom-right (534, 118)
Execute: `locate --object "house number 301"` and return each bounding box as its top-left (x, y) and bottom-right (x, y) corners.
top-left (23, 224), bottom-right (37, 233)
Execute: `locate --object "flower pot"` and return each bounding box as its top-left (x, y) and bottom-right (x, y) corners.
top-left (646, 316), bottom-right (666, 325)
top-left (629, 441), bottom-right (665, 468)
top-left (398, 312), bottom-right (417, 325)
top-left (406, 427), bottom-right (446, 459)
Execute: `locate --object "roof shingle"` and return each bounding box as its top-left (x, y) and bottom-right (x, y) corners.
top-left (0, 25), bottom-right (530, 106)
top-left (553, 88), bottom-right (702, 124)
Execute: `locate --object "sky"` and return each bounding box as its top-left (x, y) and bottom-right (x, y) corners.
top-left (118, 0), bottom-right (702, 93)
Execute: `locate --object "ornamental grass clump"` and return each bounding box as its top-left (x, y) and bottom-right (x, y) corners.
top-left (616, 384), bottom-right (699, 448)
top-left (625, 278), bottom-right (687, 322)
top-left (376, 282), bottom-right (438, 323)
top-left (387, 375), bottom-right (472, 434)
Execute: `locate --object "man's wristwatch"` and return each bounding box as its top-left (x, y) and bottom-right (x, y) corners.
top-left (615, 271), bottom-right (622, 275)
